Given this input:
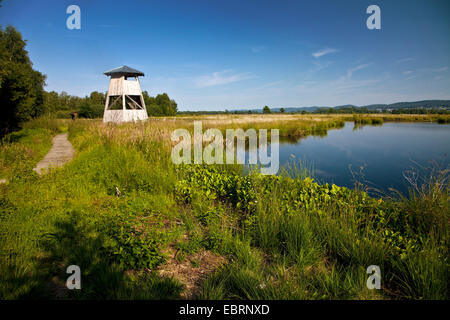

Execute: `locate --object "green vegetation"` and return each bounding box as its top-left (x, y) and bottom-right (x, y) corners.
top-left (43, 91), bottom-right (103, 119)
top-left (44, 90), bottom-right (178, 119)
top-left (143, 91), bottom-right (178, 116)
top-left (194, 116), bottom-right (347, 140)
top-left (313, 105), bottom-right (450, 115)
top-left (0, 120), bottom-right (183, 299)
top-left (436, 116), bottom-right (450, 124)
top-left (353, 115), bottom-right (384, 126)
top-left (0, 119), bottom-right (448, 300)
top-left (0, 118), bottom-right (66, 180)
top-left (263, 106), bottom-right (271, 114)
top-left (0, 26), bottom-right (46, 136)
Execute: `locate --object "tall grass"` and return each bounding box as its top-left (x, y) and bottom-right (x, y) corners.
top-left (0, 117), bottom-right (448, 300)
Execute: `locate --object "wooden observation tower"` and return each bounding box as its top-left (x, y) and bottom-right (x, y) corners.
top-left (103, 65), bottom-right (148, 123)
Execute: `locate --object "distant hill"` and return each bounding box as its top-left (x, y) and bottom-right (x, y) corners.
top-left (363, 100), bottom-right (450, 110)
top-left (235, 100), bottom-right (450, 113)
top-left (178, 100), bottom-right (450, 114)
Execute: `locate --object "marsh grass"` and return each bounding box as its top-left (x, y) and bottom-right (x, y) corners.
top-left (0, 116), bottom-right (448, 300)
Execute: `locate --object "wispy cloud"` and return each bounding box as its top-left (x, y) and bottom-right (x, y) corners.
top-left (402, 70), bottom-right (417, 80)
top-left (431, 66), bottom-right (448, 72)
top-left (255, 81), bottom-right (284, 90)
top-left (405, 75), bottom-right (418, 80)
top-left (251, 46), bottom-right (266, 53)
top-left (331, 63), bottom-right (375, 89)
top-left (301, 61), bottom-right (333, 81)
top-left (312, 48), bottom-right (337, 58)
top-left (345, 63), bottom-right (372, 79)
top-left (193, 70), bottom-right (253, 88)
top-left (418, 66), bottom-right (448, 73)
top-left (402, 66), bottom-right (448, 80)
top-left (313, 61), bottom-right (333, 71)
top-left (396, 57), bottom-right (415, 64)
top-left (334, 78), bottom-right (381, 90)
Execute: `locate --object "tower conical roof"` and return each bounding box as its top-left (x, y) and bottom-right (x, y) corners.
top-left (104, 65), bottom-right (145, 77)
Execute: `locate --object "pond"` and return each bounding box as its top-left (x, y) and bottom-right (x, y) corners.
top-left (277, 122), bottom-right (450, 195)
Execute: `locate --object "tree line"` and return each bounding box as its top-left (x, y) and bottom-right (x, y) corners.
top-left (181, 106), bottom-right (449, 115)
top-left (43, 90), bottom-right (178, 119)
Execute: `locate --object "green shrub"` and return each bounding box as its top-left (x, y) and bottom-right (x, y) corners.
top-left (175, 165), bottom-right (257, 214)
top-left (55, 110), bottom-right (72, 119)
top-left (79, 103), bottom-right (104, 119)
top-left (102, 214), bottom-right (165, 270)
top-left (370, 118), bottom-right (384, 125)
top-left (436, 116), bottom-right (449, 124)
top-left (392, 248), bottom-right (448, 299)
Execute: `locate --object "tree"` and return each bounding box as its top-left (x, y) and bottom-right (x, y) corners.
top-left (43, 91), bottom-right (60, 115)
top-left (79, 101), bottom-right (103, 118)
top-left (77, 91), bottom-right (105, 118)
top-left (0, 26), bottom-right (46, 136)
top-left (89, 91), bottom-right (105, 106)
top-left (143, 91), bottom-right (178, 116)
top-left (280, 107), bottom-right (285, 113)
top-left (263, 106), bottom-right (271, 114)
top-left (59, 91), bottom-right (71, 109)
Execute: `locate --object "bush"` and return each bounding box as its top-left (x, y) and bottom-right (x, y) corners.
top-left (143, 92), bottom-right (177, 116)
top-left (175, 165), bottom-right (257, 215)
top-left (371, 118), bottom-right (384, 125)
top-left (436, 117), bottom-right (449, 124)
top-left (102, 214), bottom-right (165, 270)
top-left (79, 103), bottom-right (104, 119)
top-left (55, 110), bottom-right (72, 119)
top-left (262, 106), bottom-right (271, 114)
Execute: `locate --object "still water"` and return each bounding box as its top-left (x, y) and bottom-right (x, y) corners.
top-left (277, 122), bottom-right (450, 195)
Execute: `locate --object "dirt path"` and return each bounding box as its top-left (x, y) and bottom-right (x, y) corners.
top-left (33, 133), bottom-right (75, 175)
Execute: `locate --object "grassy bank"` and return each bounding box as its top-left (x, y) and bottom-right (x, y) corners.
top-left (160, 113), bottom-right (450, 139)
top-left (0, 118), bottom-right (69, 180)
top-left (0, 117), bottom-right (448, 300)
top-left (173, 113), bottom-right (450, 125)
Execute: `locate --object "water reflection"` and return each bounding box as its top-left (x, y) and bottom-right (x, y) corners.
top-left (277, 122), bottom-right (450, 195)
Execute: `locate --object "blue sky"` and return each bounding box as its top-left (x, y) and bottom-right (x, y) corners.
top-left (1, 0), bottom-right (449, 110)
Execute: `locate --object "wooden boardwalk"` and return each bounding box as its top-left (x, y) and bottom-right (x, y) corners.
top-left (33, 133), bottom-right (75, 175)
